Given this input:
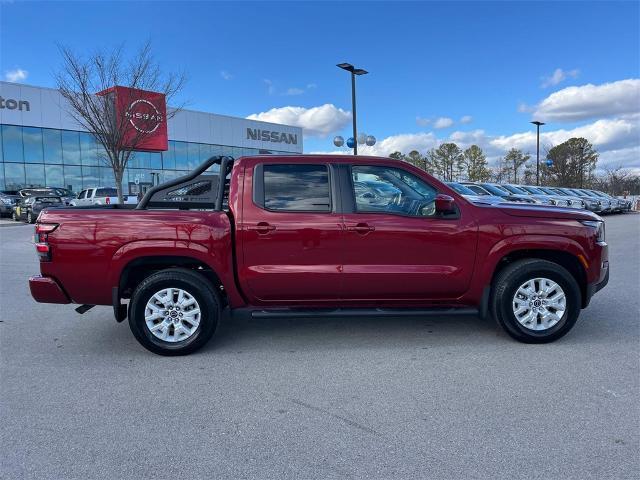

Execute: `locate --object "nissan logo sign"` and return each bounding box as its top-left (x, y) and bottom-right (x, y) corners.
top-left (246, 128), bottom-right (298, 145)
top-left (125, 99), bottom-right (164, 134)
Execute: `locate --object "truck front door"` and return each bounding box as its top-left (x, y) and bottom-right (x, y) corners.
top-left (238, 161), bottom-right (344, 304)
top-left (340, 164), bottom-right (478, 302)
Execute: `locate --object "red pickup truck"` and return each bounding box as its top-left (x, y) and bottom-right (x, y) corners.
top-left (29, 155), bottom-right (609, 355)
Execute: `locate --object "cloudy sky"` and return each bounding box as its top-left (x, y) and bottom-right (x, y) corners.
top-left (2, 1), bottom-right (638, 171)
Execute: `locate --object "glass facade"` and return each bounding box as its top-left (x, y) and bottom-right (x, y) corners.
top-left (0, 124), bottom-right (293, 193)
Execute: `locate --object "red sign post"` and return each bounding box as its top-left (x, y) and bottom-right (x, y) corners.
top-left (97, 86), bottom-right (168, 152)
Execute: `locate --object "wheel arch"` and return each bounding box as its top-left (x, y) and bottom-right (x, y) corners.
top-left (117, 255), bottom-right (227, 305)
top-left (490, 249), bottom-right (588, 308)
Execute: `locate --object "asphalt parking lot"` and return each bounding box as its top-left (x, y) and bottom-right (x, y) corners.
top-left (1, 214), bottom-right (638, 480)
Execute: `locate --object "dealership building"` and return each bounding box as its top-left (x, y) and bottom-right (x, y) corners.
top-left (0, 81), bottom-right (303, 194)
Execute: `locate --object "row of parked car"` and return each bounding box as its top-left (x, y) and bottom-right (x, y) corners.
top-left (0, 180), bottom-right (634, 224)
top-left (446, 182), bottom-right (634, 214)
top-left (0, 187), bottom-right (137, 223)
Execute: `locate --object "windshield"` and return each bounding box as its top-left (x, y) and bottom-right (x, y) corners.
top-left (53, 188), bottom-right (73, 196)
top-left (463, 184), bottom-right (489, 195)
top-left (447, 182), bottom-right (476, 195)
top-left (35, 197), bottom-right (61, 203)
top-left (522, 186), bottom-right (545, 195)
top-left (481, 184), bottom-right (510, 196)
top-left (503, 185), bottom-right (529, 195)
top-left (570, 189), bottom-right (589, 197)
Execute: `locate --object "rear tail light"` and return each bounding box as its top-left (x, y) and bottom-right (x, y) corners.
top-left (34, 223), bottom-right (58, 261)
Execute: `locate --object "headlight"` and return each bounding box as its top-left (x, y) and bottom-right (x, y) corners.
top-left (581, 220), bottom-right (605, 243)
top-left (0, 198), bottom-right (11, 205)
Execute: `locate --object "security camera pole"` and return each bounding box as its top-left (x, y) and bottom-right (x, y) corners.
top-left (337, 63), bottom-right (368, 155)
top-left (531, 121), bottom-right (545, 185)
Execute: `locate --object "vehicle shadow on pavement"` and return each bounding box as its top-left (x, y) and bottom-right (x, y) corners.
top-left (201, 310), bottom-right (504, 354)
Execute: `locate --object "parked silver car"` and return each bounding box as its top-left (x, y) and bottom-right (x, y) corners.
top-left (446, 182), bottom-right (505, 205)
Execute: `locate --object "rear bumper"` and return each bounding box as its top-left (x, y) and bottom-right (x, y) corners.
top-left (29, 275), bottom-right (71, 304)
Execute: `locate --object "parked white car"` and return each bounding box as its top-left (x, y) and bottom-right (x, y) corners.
top-left (70, 187), bottom-right (138, 206)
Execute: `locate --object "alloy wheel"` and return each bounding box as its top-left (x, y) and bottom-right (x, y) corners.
top-left (144, 287), bottom-right (201, 343)
top-left (512, 277), bottom-right (566, 331)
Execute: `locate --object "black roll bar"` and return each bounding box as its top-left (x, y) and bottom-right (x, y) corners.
top-left (136, 155), bottom-right (234, 210)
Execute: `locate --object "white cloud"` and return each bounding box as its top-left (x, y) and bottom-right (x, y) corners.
top-left (310, 115), bottom-right (639, 173)
top-left (263, 79), bottom-right (275, 95)
top-left (307, 83), bottom-right (317, 89)
top-left (247, 104), bottom-right (351, 137)
top-left (358, 132), bottom-right (439, 156)
top-left (416, 116), bottom-right (431, 126)
top-left (284, 87), bottom-right (305, 96)
top-left (541, 68), bottom-right (579, 88)
top-left (220, 70), bottom-right (233, 81)
top-left (4, 68), bottom-right (27, 82)
top-left (491, 114), bottom-right (639, 153)
top-left (434, 117), bottom-right (454, 129)
top-left (311, 132), bottom-right (439, 157)
top-left (460, 115), bottom-right (473, 124)
top-left (518, 102), bottom-right (532, 113)
top-left (532, 79), bottom-right (640, 122)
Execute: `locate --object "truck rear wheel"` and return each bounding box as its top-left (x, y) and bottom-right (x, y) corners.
top-left (491, 259), bottom-right (581, 343)
top-left (129, 268), bottom-right (220, 355)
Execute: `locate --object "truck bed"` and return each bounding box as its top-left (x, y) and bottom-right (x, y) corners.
top-left (37, 208), bottom-right (234, 305)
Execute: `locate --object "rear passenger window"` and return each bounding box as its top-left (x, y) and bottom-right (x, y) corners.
top-left (261, 164), bottom-right (331, 212)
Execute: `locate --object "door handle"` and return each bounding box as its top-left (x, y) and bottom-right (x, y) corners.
top-left (346, 223), bottom-right (375, 234)
top-left (246, 222), bottom-right (276, 234)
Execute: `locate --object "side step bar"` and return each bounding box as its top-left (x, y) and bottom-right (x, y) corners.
top-left (250, 307), bottom-right (478, 319)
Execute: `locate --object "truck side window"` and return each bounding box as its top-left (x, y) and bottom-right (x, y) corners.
top-left (261, 164), bottom-right (331, 212)
top-left (351, 165), bottom-right (437, 217)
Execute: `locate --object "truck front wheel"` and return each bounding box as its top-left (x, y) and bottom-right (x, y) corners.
top-left (491, 259), bottom-right (581, 343)
top-left (129, 268), bottom-right (220, 355)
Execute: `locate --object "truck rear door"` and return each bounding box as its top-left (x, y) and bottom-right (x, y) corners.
top-left (238, 160), bottom-right (344, 303)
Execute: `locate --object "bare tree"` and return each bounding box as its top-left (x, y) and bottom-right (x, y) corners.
top-left (499, 148), bottom-right (530, 184)
top-left (56, 41), bottom-right (186, 203)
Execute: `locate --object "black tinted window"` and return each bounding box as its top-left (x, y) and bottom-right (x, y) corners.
top-left (96, 188), bottom-right (117, 197)
top-left (263, 164), bottom-right (331, 212)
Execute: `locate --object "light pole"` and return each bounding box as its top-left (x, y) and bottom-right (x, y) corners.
top-left (337, 63), bottom-right (368, 155)
top-left (531, 121), bottom-right (545, 186)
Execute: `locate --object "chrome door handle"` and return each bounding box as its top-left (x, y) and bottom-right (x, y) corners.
top-left (346, 223), bottom-right (375, 234)
top-left (246, 222), bottom-right (276, 234)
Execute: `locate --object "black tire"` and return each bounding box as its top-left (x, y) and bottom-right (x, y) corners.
top-left (491, 259), bottom-right (581, 343)
top-left (128, 268), bottom-right (220, 355)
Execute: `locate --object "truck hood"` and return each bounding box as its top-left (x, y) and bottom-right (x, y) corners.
top-left (492, 202), bottom-right (601, 221)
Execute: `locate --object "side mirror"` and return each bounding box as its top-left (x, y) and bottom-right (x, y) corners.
top-left (435, 193), bottom-right (456, 214)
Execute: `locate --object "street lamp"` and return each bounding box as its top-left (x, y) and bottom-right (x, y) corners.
top-left (531, 121), bottom-right (545, 186)
top-left (337, 62), bottom-right (368, 155)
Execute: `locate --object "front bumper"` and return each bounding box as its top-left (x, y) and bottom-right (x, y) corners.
top-left (29, 275), bottom-right (71, 304)
top-left (583, 260), bottom-right (609, 308)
